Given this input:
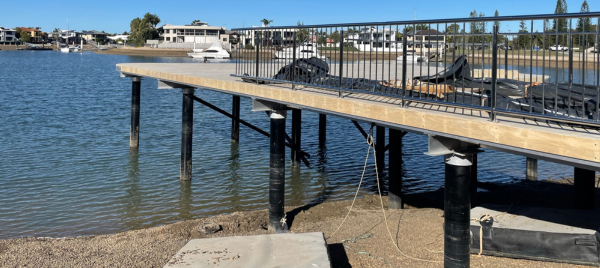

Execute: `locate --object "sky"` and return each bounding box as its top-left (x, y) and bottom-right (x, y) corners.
top-left (0, 0), bottom-right (595, 34)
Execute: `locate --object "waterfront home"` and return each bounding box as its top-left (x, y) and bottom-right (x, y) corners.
top-left (345, 27), bottom-right (399, 52)
top-left (60, 30), bottom-right (82, 43)
top-left (18, 27), bottom-right (43, 42)
top-left (81, 30), bottom-right (107, 43)
top-left (161, 23), bottom-right (227, 44)
top-left (242, 27), bottom-right (298, 47)
top-left (406, 29), bottom-right (445, 54)
top-left (0, 26), bottom-right (16, 44)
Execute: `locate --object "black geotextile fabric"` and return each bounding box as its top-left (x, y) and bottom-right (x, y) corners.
top-left (470, 224), bottom-right (600, 265)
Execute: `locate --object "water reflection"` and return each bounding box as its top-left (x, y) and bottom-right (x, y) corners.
top-left (226, 142), bottom-right (242, 210)
top-left (178, 180), bottom-right (193, 220)
top-left (123, 149), bottom-right (141, 229)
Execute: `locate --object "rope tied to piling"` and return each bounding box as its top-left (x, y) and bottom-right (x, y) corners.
top-left (328, 124), bottom-right (441, 264)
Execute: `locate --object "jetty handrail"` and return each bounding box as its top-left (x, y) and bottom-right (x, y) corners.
top-left (231, 12), bottom-right (600, 128)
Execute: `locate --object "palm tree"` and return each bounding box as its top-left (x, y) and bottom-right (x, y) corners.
top-left (260, 19), bottom-right (273, 27)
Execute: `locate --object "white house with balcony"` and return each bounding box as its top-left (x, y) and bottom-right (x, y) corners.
top-left (0, 26), bottom-right (16, 43)
top-left (162, 23), bottom-right (227, 44)
top-left (242, 27), bottom-right (298, 47)
top-left (406, 29), bottom-right (445, 54)
top-left (346, 27), bottom-right (399, 52)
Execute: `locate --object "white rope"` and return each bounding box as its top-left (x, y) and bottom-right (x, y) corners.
top-left (328, 125), bottom-right (441, 264)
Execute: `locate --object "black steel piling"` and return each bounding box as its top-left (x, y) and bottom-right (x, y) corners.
top-left (526, 157), bottom-right (538, 181)
top-left (291, 109), bottom-right (302, 168)
top-left (130, 76), bottom-right (141, 148)
top-left (231, 95), bottom-right (240, 142)
top-left (444, 154), bottom-right (472, 268)
top-left (319, 114), bottom-right (326, 145)
top-left (375, 126), bottom-right (385, 175)
top-left (574, 167), bottom-right (595, 210)
top-left (269, 110), bottom-right (287, 232)
top-left (180, 87), bottom-right (195, 181)
top-left (388, 129), bottom-right (403, 209)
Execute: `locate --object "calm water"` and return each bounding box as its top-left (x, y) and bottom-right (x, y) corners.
top-left (0, 51), bottom-right (574, 239)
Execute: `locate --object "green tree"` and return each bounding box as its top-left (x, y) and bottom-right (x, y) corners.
top-left (329, 30), bottom-right (340, 43)
top-left (129, 14), bottom-right (160, 46)
top-left (575, 0), bottom-right (594, 48)
top-left (260, 19), bottom-right (273, 27)
top-left (552, 0), bottom-right (568, 46)
top-left (143, 13), bottom-right (161, 28)
top-left (446, 23), bottom-right (460, 43)
top-left (190, 20), bottom-right (204, 26)
top-left (516, 20), bottom-right (531, 49)
top-left (14, 27), bottom-right (22, 39)
top-left (21, 32), bottom-right (31, 42)
top-left (296, 21), bottom-right (309, 44)
top-left (494, 10), bottom-right (501, 32)
top-left (52, 28), bottom-right (61, 41)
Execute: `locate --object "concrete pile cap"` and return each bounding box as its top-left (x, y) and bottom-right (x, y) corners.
top-left (164, 232), bottom-right (331, 268)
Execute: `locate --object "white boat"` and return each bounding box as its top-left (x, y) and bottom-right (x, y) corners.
top-left (396, 50), bottom-right (428, 63)
top-left (60, 19), bottom-right (72, 53)
top-left (187, 41), bottom-right (230, 59)
top-left (273, 43), bottom-right (325, 59)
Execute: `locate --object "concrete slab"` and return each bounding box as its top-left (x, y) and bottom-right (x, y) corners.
top-left (471, 204), bottom-right (600, 234)
top-left (163, 232), bottom-right (330, 268)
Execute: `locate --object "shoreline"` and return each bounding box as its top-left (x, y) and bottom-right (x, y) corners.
top-left (0, 177), bottom-right (594, 268)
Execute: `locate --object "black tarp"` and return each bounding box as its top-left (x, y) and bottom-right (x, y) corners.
top-left (414, 55), bottom-right (530, 97)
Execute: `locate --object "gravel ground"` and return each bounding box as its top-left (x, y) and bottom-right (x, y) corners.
top-left (0, 179), bottom-right (595, 268)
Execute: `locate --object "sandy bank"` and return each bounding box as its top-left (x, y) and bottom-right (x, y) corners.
top-left (0, 177), bottom-right (594, 268)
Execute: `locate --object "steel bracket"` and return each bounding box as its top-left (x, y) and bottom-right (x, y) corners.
top-left (252, 99), bottom-right (288, 112)
top-left (425, 135), bottom-right (482, 156)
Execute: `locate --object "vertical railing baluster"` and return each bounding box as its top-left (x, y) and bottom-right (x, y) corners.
top-left (401, 27), bottom-right (408, 108)
top-left (256, 31), bottom-right (260, 84)
top-left (339, 29), bottom-right (344, 98)
top-left (292, 32), bottom-right (297, 90)
top-left (504, 37), bottom-right (508, 79)
top-left (490, 24), bottom-right (498, 122)
top-left (529, 20), bottom-right (534, 113)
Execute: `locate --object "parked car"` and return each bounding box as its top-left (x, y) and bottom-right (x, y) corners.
top-left (499, 45), bottom-right (513, 50)
top-left (549, 45), bottom-right (568, 51)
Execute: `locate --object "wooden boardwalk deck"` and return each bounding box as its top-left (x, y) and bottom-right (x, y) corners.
top-left (116, 62), bottom-right (600, 170)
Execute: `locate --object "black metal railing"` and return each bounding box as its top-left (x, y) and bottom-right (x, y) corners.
top-left (232, 12), bottom-right (600, 127)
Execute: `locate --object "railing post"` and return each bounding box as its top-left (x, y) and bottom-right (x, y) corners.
top-left (504, 37), bottom-right (508, 79)
top-left (568, 36), bottom-right (573, 84)
top-left (401, 28), bottom-right (408, 108)
top-left (490, 24), bottom-right (498, 122)
top-left (255, 32), bottom-right (260, 84)
top-left (338, 29), bottom-right (344, 98)
top-left (292, 32), bottom-right (297, 90)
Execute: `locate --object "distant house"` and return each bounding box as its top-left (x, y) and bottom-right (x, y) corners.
top-left (19, 27), bottom-right (43, 42)
top-left (0, 26), bottom-right (16, 43)
top-left (406, 29), bottom-right (445, 50)
top-left (60, 30), bottom-right (82, 43)
top-left (162, 23), bottom-right (227, 44)
top-left (243, 27), bottom-right (298, 47)
top-left (81, 30), bottom-right (107, 43)
top-left (345, 27), bottom-right (399, 51)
